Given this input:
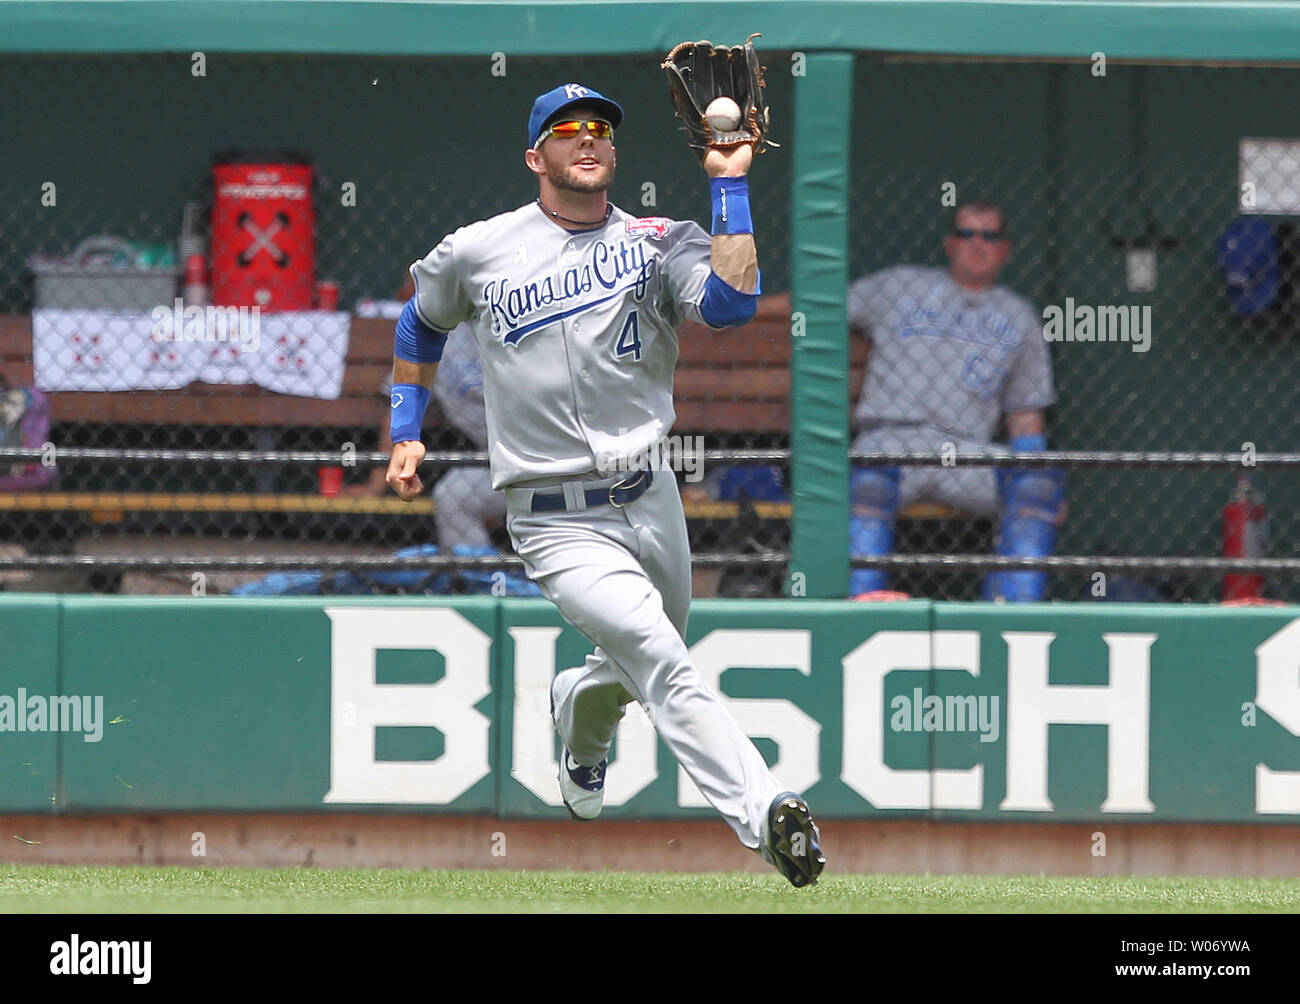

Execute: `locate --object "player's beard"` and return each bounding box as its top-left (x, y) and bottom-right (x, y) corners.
top-left (548, 159), bottom-right (615, 194)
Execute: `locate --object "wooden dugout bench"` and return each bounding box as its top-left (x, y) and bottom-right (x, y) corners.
top-left (0, 297), bottom-right (957, 524)
top-left (0, 297), bottom-right (813, 432)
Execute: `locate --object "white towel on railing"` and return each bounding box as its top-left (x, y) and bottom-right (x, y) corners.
top-left (32, 308), bottom-right (350, 399)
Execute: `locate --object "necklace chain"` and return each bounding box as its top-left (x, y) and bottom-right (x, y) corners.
top-left (536, 199), bottom-right (611, 227)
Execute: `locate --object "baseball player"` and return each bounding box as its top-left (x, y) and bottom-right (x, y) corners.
top-left (384, 82), bottom-right (824, 887)
top-left (848, 199), bottom-right (1064, 602)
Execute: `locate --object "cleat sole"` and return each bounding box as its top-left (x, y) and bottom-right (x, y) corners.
top-left (764, 792), bottom-right (826, 888)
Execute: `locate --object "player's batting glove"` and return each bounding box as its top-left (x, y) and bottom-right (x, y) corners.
top-left (662, 34), bottom-right (776, 163)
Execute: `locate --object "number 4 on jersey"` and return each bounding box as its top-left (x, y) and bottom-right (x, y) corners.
top-left (616, 310), bottom-right (643, 362)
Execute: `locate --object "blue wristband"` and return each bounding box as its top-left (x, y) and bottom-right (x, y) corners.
top-left (710, 176), bottom-right (753, 235)
top-left (390, 383), bottom-right (431, 444)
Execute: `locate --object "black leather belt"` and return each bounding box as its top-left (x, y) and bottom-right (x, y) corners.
top-left (529, 469), bottom-right (654, 513)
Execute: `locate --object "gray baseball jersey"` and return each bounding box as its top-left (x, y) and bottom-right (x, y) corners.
top-left (410, 203), bottom-right (713, 489)
top-left (847, 265), bottom-right (1055, 443)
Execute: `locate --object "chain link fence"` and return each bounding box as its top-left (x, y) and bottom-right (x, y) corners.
top-left (1, 52), bottom-right (1297, 601)
top-left (847, 57), bottom-right (1300, 604)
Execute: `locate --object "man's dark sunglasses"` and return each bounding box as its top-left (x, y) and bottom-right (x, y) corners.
top-left (951, 227), bottom-right (1007, 241)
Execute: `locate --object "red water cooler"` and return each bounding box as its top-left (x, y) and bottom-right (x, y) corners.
top-left (210, 162), bottom-right (315, 310)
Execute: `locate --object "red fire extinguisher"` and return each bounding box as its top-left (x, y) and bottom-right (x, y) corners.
top-left (1223, 474), bottom-right (1267, 601)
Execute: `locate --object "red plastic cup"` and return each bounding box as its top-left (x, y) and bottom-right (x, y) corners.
top-left (185, 253), bottom-right (206, 286)
top-left (318, 466), bottom-right (344, 496)
top-left (317, 280), bottom-right (340, 310)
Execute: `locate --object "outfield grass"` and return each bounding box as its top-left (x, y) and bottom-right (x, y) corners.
top-left (1, 865), bottom-right (1298, 913)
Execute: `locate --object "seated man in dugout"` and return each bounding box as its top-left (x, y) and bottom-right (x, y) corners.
top-left (845, 198), bottom-right (1064, 602)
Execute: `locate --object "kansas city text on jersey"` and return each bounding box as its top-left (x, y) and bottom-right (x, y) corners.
top-left (484, 238), bottom-right (655, 345)
top-left (898, 299), bottom-right (1022, 350)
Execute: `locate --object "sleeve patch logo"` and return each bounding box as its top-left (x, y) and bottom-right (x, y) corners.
top-left (626, 217), bottom-right (671, 238)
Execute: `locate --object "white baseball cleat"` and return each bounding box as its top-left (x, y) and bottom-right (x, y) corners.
top-left (558, 749), bottom-right (607, 821)
top-left (551, 672), bottom-right (607, 821)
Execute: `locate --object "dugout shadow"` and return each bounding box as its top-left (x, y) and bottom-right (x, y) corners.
top-left (891, 514), bottom-right (995, 602)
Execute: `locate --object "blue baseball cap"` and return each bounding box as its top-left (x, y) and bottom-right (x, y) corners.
top-left (528, 84), bottom-right (623, 148)
top-left (1216, 217), bottom-right (1281, 316)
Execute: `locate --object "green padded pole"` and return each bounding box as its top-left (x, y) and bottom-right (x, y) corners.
top-left (790, 52), bottom-right (853, 599)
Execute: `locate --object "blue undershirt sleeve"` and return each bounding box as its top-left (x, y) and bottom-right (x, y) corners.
top-left (394, 298), bottom-right (448, 363)
top-left (698, 269), bottom-right (762, 328)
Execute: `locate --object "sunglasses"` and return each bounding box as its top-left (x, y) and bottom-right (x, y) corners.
top-left (534, 119), bottom-right (613, 148)
top-left (951, 227), bottom-right (1007, 241)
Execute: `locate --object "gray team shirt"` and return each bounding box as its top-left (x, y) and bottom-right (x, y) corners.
top-left (847, 265), bottom-right (1055, 443)
top-left (411, 203), bottom-right (713, 489)
top-left (433, 322), bottom-right (489, 449)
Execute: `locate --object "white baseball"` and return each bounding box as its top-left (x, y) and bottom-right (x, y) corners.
top-left (705, 97), bottom-right (742, 131)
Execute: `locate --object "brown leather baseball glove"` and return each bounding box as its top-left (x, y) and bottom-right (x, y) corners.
top-left (662, 33), bottom-right (776, 163)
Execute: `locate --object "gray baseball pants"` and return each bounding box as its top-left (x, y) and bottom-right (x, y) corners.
top-left (505, 466), bottom-right (781, 849)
